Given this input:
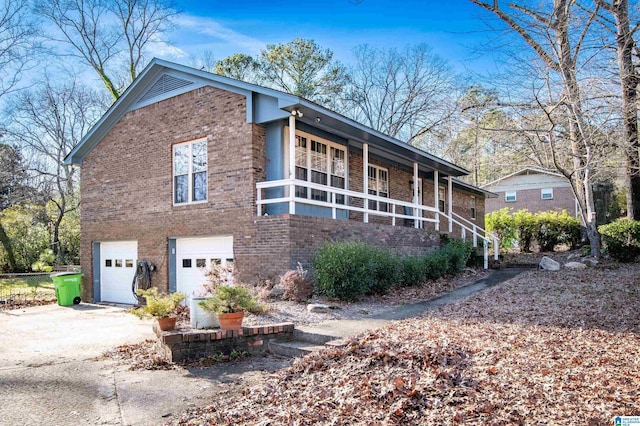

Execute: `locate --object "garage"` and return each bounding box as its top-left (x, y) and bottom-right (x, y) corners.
top-left (100, 241), bottom-right (138, 304)
top-left (176, 236), bottom-right (234, 301)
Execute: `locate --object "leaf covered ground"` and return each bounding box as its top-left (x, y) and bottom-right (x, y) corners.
top-left (175, 263), bottom-right (640, 425)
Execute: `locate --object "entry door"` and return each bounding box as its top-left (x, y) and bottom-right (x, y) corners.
top-left (100, 241), bottom-right (138, 304)
top-left (176, 236), bottom-right (234, 302)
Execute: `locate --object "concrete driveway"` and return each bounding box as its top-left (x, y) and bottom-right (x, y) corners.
top-left (0, 303), bottom-right (288, 425)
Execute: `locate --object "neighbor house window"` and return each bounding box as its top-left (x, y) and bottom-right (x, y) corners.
top-left (173, 138), bottom-right (207, 205)
top-left (541, 188), bottom-right (553, 200)
top-left (505, 191), bottom-right (516, 202)
top-left (293, 131), bottom-right (346, 205)
top-left (471, 196), bottom-right (477, 220)
top-left (368, 165), bottom-right (389, 211)
top-left (438, 187), bottom-right (446, 212)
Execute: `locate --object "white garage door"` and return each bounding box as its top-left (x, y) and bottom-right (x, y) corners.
top-left (176, 236), bottom-right (233, 302)
top-left (100, 241), bottom-right (138, 304)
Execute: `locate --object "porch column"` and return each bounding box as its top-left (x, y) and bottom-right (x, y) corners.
top-left (434, 170), bottom-right (439, 231)
top-left (447, 175), bottom-right (453, 233)
top-left (363, 143), bottom-right (369, 223)
top-left (288, 113), bottom-right (296, 214)
top-left (413, 162), bottom-right (419, 228)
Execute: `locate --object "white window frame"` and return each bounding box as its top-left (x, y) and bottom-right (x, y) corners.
top-left (291, 129), bottom-right (347, 203)
top-left (368, 164), bottom-right (389, 211)
top-left (173, 138), bottom-right (208, 206)
top-left (541, 188), bottom-right (553, 200)
top-left (470, 196), bottom-right (477, 220)
top-left (438, 186), bottom-right (446, 212)
top-left (505, 191), bottom-right (517, 202)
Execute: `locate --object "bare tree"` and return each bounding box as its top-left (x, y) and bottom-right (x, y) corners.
top-left (36, 0), bottom-right (178, 99)
top-left (343, 44), bottom-right (458, 144)
top-left (471, 0), bottom-right (602, 256)
top-left (0, 0), bottom-right (38, 99)
top-left (595, 0), bottom-right (640, 219)
top-left (5, 78), bottom-right (106, 261)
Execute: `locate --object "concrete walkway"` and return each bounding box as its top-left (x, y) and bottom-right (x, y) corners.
top-left (297, 268), bottom-right (525, 341)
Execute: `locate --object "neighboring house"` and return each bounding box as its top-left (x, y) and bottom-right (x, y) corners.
top-left (482, 168), bottom-right (578, 216)
top-left (65, 58), bottom-right (496, 305)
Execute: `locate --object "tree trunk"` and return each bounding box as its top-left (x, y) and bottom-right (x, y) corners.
top-left (0, 222), bottom-right (17, 272)
top-left (612, 0), bottom-right (640, 219)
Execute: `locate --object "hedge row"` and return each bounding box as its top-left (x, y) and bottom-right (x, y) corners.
top-left (599, 218), bottom-right (640, 262)
top-left (486, 208), bottom-right (580, 252)
top-left (313, 239), bottom-right (474, 301)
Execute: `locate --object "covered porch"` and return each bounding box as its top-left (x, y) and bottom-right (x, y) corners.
top-left (256, 109), bottom-right (498, 268)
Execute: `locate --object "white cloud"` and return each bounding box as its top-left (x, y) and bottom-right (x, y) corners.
top-left (174, 15), bottom-right (265, 55)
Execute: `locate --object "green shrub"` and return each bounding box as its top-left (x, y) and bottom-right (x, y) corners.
top-left (535, 210), bottom-right (580, 251)
top-left (513, 210), bottom-right (536, 253)
top-left (400, 256), bottom-right (426, 287)
top-left (369, 249), bottom-right (402, 294)
top-left (599, 219), bottom-right (640, 262)
top-left (485, 208), bottom-right (517, 250)
top-left (313, 241), bottom-right (375, 301)
top-left (424, 251), bottom-right (449, 280)
top-left (441, 239), bottom-right (474, 274)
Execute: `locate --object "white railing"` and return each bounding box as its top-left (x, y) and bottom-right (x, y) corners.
top-left (441, 210), bottom-right (499, 269)
top-left (257, 178), bottom-right (439, 227)
top-left (256, 178), bottom-right (497, 269)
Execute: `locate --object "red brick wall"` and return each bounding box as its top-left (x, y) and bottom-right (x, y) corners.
top-left (486, 187), bottom-right (576, 215)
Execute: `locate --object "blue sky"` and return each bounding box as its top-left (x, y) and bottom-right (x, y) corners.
top-left (160, 0), bottom-right (499, 74)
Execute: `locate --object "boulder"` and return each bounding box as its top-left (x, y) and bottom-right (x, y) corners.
top-left (564, 261), bottom-right (587, 270)
top-left (582, 258), bottom-right (599, 267)
top-left (539, 256), bottom-right (560, 271)
top-left (307, 303), bottom-right (331, 313)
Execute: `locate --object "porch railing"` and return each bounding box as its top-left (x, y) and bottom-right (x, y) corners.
top-left (256, 178), bottom-right (498, 268)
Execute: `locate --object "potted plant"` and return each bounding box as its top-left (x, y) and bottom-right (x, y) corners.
top-left (190, 262), bottom-right (232, 329)
top-left (198, 285), bottom-right (263, 331)
top-left (131, 287), bottom-right (185, 331)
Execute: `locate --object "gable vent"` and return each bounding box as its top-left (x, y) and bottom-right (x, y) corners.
top-left (138, 74), bottom-right (194, 103)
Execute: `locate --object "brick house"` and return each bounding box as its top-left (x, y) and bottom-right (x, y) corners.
top-left (65, 58), bottom-right (496, 305)
top-left (482, 168), bottom-right (578, 216)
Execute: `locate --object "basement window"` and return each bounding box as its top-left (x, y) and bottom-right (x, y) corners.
top-left (505, 191), bottom-right (517, 202)
top-left (541, 188), bottom-right (553, 200)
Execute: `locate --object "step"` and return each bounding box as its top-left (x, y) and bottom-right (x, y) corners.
top-left (292, 328), bottom-right (338, 345)
top-left (268, 340), bottom-right (328, 358)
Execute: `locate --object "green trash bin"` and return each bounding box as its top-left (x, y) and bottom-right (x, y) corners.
top-left (51, 272), bottom-right (83, 306)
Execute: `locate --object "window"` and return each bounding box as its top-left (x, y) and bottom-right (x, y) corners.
top-left (541, 188), bottom-right (553, 200)
top-left (182, 259), bottom-right (192, 268)
top-left (368, 165), bottom-right (389, 211)
top-left (115, 259), bottom-right (122, 268)
top-left (105, 259), bottom-right (112, 267)
top-left (196, 258), bottom-right (206, 268)
top-left (293, 131), bottom-right (346, 205)
top-left (505, 191), bottom-right (517, 202)
top-left (438, 187), bottom-right (446, 212)
top-left (125, 259), bottom-right (134, 268)
top-left (173, 139), bottom-right (207, 205)
top-left (471, 196), bottom-right (477, 220)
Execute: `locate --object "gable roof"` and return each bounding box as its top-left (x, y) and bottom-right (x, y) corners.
top-left (65, 58), bottom-right (469, 178)
top-left (481, 167), bottom-right (565, 189)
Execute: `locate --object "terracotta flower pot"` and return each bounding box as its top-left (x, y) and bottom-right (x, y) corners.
top-left (217, 311), bottom-right (244, 331)
top-left (157, 316), bottom-right (177, 331)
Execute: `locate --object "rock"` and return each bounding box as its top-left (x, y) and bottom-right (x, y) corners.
top-left (582, 258), bottom-right (599, 267)
top-left (269, 285), bottom-right (285, 299)
top-left (539, 256), bottom-right (560, 271)
top-left (307, 303), bottom-right (330, 313)
top-left (567, 253), bottom-right (578, 260)
top-left (564, 261), bottom-right (587, 270)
